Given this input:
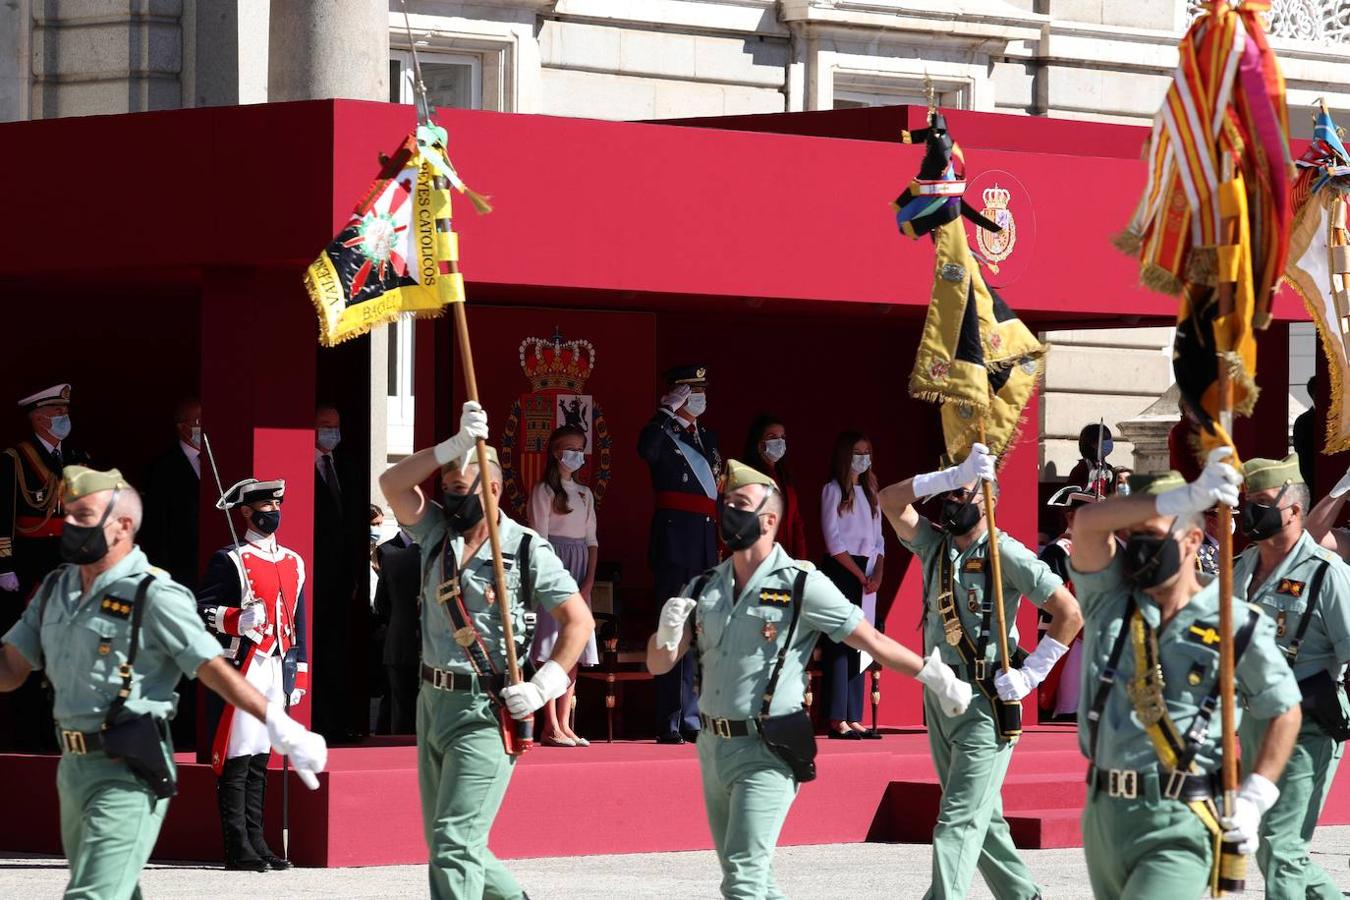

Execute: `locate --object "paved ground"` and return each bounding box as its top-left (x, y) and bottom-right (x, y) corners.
top-left (6, 829), bottom-right (1350, 898)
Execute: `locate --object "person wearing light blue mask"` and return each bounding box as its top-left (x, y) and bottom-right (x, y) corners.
top-left (312, 403), bottom-right (355, 740)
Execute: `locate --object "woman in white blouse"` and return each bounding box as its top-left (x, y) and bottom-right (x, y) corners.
top-left (528, 425), bottom-right (601, 747)
top-left (819, 430), bottom-right (885, 740)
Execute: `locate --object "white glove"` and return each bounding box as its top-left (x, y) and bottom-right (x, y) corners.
top-left (1331, 464), bottom-right (1350, 499)
top-left (660, 384), bottom-right (691, 413)
top-left (1156, 446), bottom-right (1241, 517)
top-left (500, 660), bottom-right (571, 721)
top-left (912, 443), bottom-right (998, 500)
top-left (0, 573), bottom-right (18, 592)
top-left (994, 637), bottom-right (1069, 701)
top-left (265, 702), bottom-right (328, 790)
top-left (915, 647), bottom-right (973, 717)
top-left (237, 604), bottom-right (264, 633)
top-left (1221, 773), bottom-right (1279, 855)
top-left (433, 401), bottom-right (490, 467)
top-left (655, 597), bottom-right (697, 651)
top-left (289, 688), bottom-right (306, 707)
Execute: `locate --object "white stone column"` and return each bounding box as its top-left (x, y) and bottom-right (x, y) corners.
top-left (268, 0), bottom-right (388, 101)
top-left (1116, 385), bottom-right (1184, 477)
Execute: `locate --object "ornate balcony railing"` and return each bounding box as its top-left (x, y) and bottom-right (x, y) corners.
top-left (1187, 0), bottom-right (1350, 44)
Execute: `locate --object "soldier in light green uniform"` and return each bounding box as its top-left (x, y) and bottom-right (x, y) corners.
top-left (647, 459), bottom-right (972, 900)
top-left (1234, 455), bottom-right (1350, 900)
top-left (878, 444), bottom-right (1082, 900)
top-left (0, 466), bottom-right (326, 899)
top-left (1069, 453), bottom-right (1303, 899)
top-left (380, 403), bottom-right (595, 900)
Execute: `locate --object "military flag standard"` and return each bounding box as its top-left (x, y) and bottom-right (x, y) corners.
top-left (1116, 0), bottom-right (1292, 462)
top-left (896, 109), bottom-right (1047, 466)
top-left (1285, 102), bottom-right (1350, 452)
top-left (304, 123), bottom-right (490, 347)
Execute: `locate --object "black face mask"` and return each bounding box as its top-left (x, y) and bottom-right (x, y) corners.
top-left (60, 493), bottom-right (118, 565)
top-left (719, 494), bottom-right (769, 552)
top-left (1121, 531), bottom-right (1183, 590)
top-left (939, 493), bottom-right (982, 536)
top-left (443, 475), bottom-right (485, 533)
top-left (1240, 485), bottom-right (1290, 542)
top-left (250, 508), bottom-right (282, 536)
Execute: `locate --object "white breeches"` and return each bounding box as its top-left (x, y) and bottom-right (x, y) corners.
top-left (227, 653), bottom-right (282, 759)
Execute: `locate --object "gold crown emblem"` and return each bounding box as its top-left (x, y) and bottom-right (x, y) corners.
top-left (982, 184), bottom-right (1010, 209)
top-left (518, 331), bottom-right (596, 393)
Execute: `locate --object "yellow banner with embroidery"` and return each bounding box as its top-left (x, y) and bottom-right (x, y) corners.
top-left (304, 126), bottom-right (487, 347)
top-left (908, 220), bottom-right (1047, 464)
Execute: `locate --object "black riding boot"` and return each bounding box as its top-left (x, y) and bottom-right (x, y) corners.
top-left (245, 753), bottom-right (291, 869)
top-left (218, 756), bottom-right (267, 871)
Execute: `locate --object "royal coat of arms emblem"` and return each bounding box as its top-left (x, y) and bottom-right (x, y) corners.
top-left (974, 183), bottom-right (1016, 264)
top-left (500, 330), bottom-right (613, 516)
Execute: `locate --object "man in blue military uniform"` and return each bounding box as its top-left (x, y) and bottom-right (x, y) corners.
top-left (0, 383), bottom-right (91, 751)
top-left (638, 364), bottom-right (721, 743)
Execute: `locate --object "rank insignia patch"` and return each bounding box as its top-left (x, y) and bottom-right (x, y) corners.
top-left (1185, 623), bottom-right (1222, 648)
top-left (99, 597), bottom-right (132, 620)
top-left (1186, 662), bottom-right (1205, 686)
top-left (963, 559), bottom-right (985, 573)
top-left (1276, 579), bottom-right (1306, 598)
top-left (759, 590), bottom-right (791, 607)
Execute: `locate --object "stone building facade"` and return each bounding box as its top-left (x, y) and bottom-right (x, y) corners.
top-left (2, 0), bottom-right (1331, 476)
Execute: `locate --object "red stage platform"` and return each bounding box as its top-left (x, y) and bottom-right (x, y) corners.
top-left (6, 728), bottom-right (1350, 867)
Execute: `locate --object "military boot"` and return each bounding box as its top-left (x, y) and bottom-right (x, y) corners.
top-left (245, 753), bottom-right (291, 870)
top-left (218, 756), bottom-right (267, 872)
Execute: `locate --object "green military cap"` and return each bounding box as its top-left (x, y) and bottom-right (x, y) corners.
top-left (62, 465), bottom-right (127, 502)
top-left (444, 445), bottom-right (501, 472)
top-left (1242, 454), bottom-right (1302, 493)
top-left (1131, 471), bottom-right (1187, 497)
top-left (722, 458), bottom-right (775, 493)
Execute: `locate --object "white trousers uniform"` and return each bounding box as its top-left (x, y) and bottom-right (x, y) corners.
top-left (227, 653), bottom-right (282, 759)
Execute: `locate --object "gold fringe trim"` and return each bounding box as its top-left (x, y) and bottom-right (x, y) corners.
top-left (1220, 351), bottom-right (1260, 418)
top-left (1283, 271), bottom-right (1350, 454)
top-left (1112, 228), bottom-right (1143, 256)
top-left (1185, 246), bottom-right (1218, 287)
top-left (1139, 263), bottom-right (1184, 297)
top-left (306, 277), bottom-right (449, 349)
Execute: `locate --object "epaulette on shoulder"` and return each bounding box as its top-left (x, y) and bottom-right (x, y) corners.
top-left (147, 566), bottom-right (168, 578)
top-left (792, 560), bottom-right (816, 572)
top-left (1312, 545), bottom-right (1342, 564)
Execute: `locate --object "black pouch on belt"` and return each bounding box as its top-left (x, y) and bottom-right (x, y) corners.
top-left (1298, 670), bottom-right (1350, 741)
top-left (757, 569), bottom-right (818, 783)
top-left (757, 709), bottom-right (817, 783)
top-left (102, 713), bottom-right (176, 799)
top-left (101, 575), bottom-right (177, 799)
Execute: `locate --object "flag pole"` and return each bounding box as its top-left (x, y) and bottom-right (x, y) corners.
top-left (977, 418), bottom-right (1020, 740)
top-left (401, 1), bottom-right (531, 754)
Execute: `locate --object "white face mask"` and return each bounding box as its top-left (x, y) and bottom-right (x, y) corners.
top-left (189, 426), bottom-right (202, 448)
top-left (762, 438), bottom-right (786, 463)
top-left (683, 392), bottom-right (707, 418)
top-left (559, 449), bottom-right (585, 473)
top-left (851, 454), bottom-right (871, 475)
top-left (370, 528), bottom-right (382, 545)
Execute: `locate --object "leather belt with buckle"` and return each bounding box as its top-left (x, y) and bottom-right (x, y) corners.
top-left (699, 713), bottom-right (753, 738)
top-left (1087, 764), bottom-right (1217, 802)
top-left (421, 664), bottom-right (479, 693)
top-left (58, 728), bottom-right (103, 755)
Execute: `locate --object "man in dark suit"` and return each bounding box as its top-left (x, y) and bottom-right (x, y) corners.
top-left (0, 382), bottom-right (90, 751)
top-left (373, 539), bottom-right (421, 734)
top-left (141, 397), bottom-right (204, 750)
top-left (141, 398), bottom-right (202, 589)
top-left (311, 404), bottom-right (364, 741)
top-left (636, 365), bottom-right (721, 743)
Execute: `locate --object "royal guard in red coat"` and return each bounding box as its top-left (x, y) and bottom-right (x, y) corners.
top-left (196, 478), bottom-right (308, 871)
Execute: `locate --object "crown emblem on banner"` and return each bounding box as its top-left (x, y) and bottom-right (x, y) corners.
top-left (518, 330), bottom-right (596, 392)
top-left (982, 184), bottom-right (1010, 209)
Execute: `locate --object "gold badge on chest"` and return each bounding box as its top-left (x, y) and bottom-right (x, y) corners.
top-left (453, 626), bottom-right (477, 647)
top-left (967, 588), bottom-right (980, 614)
top-left (762, 622), bottom-right (778, 641)
top-left (1275, 610), bottom-right (1287, 638)
top-left (943, 616), bottom-right (962, 646)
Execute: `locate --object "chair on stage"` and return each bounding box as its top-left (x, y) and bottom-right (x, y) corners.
top-left (576, 565), bottom-right (658, 742)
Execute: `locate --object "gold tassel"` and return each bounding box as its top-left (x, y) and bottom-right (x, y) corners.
top-left (1185, 246), bottom-right (1219, 287)
top-left (1140, 264), bottom-right (1184, 297)
top-left (900, 130), bottom-right (913, 144)
top-left (462, 185), bottom-right (494, 215)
